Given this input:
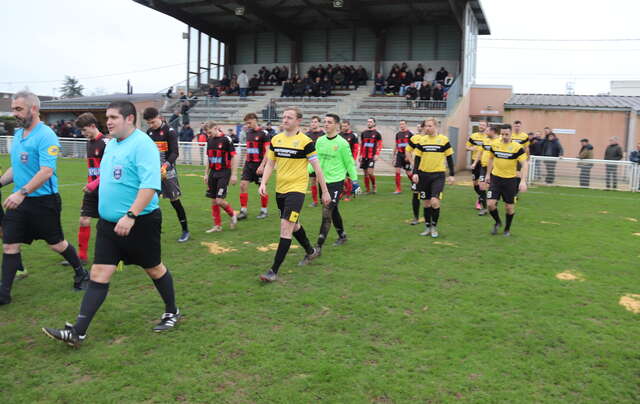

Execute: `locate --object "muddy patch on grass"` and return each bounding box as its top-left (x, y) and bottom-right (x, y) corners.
top-left (555, 270), bottom-right (585, 281)
top-left (625, 217), bottom-right (638, 222)
top-left (201, 242), bottom-right (238, 254)
top-left (619, 294), bottom-right (640, 314)
top-left (256, 243), bottom-right (298, 252)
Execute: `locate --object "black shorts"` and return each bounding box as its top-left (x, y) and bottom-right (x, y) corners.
top-left (94, 209), bottom-right (162, 269)
top-left (276, 192), bottom-right (305, 223)
top-left (417, 172), bottom-right (445, 200)
top-left (320, 181), bottom-right (344, 208)
top-left (488, 176), bottom-right (518, 204)
top-left (0, 190), bottom-right (4, 225)
top-left (241, 161), bottom-right (262, 184)
top-left (2, 194), bottom-right (65, 245)
top-left (206, 171), bottom-right (231, 199)
top-left (394, 153), bottom-right (411, 170)
top-left (309, 171), bottom-right (316, 178)
top-left (360, 158), bottom-right (375, 170)
top-left (160, 171), bottom-right (182, 200)
top-left (471, 164), bottom-right (482, 181)
top-left (80, 189), bottom-right (100, 218)
top-left (478, 166), bottom-right (488, 182)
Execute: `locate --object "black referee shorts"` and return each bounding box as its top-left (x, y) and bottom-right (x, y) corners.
top-left (488, 176), bottom-right (518, 204)
top-left (80, 189), bottom-right (100, 218)
top-left (417, 172), bottom-right (445, 200)
top-left (94, 209), bottom-right (162, 269)
top-left (276, 192), bottom-right (305, 223)
top-left (2, 194), bottom-right (65, 245)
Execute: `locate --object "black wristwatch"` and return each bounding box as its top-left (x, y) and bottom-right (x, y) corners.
top-left (126, 211), bottom-right (138, 219)
top-left (19, 187), bottom-right (29, 196)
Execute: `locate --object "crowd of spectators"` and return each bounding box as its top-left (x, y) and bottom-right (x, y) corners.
top-left (373, 64), bottom-right (454, 100)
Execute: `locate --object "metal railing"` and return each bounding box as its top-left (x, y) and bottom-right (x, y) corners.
top-left (528, 156), bottom-right (639, 192)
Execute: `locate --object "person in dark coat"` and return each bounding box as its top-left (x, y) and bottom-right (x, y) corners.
top-left (604, 136), bottom-right (623, 189)
top-left (540, 128), bottom-right (563, 184)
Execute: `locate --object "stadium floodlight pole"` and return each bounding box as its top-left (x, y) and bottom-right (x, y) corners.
top-left (185, 27), bottom-right (190, 94)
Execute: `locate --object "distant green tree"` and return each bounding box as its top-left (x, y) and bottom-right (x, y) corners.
top-left (60, 76), bottom-right (84, 98)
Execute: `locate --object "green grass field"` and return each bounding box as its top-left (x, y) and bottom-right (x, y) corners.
top-left (0, 157), bottom-right (638, 403)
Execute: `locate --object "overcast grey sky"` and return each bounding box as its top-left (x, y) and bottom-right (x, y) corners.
top-left (2, 0), bottom-right (639, 96)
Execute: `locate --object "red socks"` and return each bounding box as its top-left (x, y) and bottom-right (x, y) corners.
top-left (260, 194), bottom-right (269, 208)
top-left (395, 173), bottom-right (401, 191)
top-left (223, 204), bottom-right (235, 217)
top-left (311, 185), bottom-right (318, 204)
top-left (77, 226), bottom-right (91, 261)
top-left (344, 178), bottom-right (353, 196)
top-left (239, 193), bottom-right (248, 209)
top-left (212, 205), bottom-right (221, 226)
top-left (370, 175), bottom-right (376, 189)
top-left (364, 176), bottom-right (370, 192)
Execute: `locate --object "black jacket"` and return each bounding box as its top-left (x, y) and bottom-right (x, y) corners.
top-left (541, 136), bottom-right (563, 157)
top-left (604, 144), bottom-right (623, 161)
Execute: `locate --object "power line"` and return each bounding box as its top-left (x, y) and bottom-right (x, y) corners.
top-left (479, 38), bottom-right (640, 42)
top-left (479, 46), bottom-right (640, 52)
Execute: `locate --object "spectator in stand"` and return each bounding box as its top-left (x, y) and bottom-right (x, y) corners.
top-left (576, 138), bottom-right (594, 187)
top-left (227, 128), bottom-right (239, 144)
top-left (265, 122), bottom-right (276, 137)
top-left (269, 67), bottom-right (280, 85)
top-left (195, 125), bottom-right (208, 165)
top-left (279, 65), bottom-right (289, 84)
top-left (168, 109), bottom-right (181, 132)
top-left (529, 131), bottom-right (543, 181)
top-left (208, 83), bottom-right (219, 98)
top-left (414, 64), bottom-right (425, 84)
top-left (228, 75), bottom-right (239, 95)
top-left (259, 66), bottom-right (270, 85)
top-left (281, 79), bottom-right (294, 97)
top-left (179, 123), bottom-right (194, 142)
top-left (400, 62), bottom-right (409, 72)
top-left (187, 91), bottom-right (198, 108)
top-left (333, 68), bottom-right (345, 89)
top-left (604, 136), bottom-right (623, 189)
top-left (311, 77), bottom-right (322, 97)
top-left (356, 65), bottom-right (368, 86)
top-left (302, 74), bottom-right (314, 96)
top-left (540, 128), bottom-right (563, 184)
top-left (293, 77), bottom-right (305, 97)
top-left (308, 66), bottom-right (317, 81)
top-left (219, 74), bottom-right (230, 93)
top-left (238, 70), bottom-right (249, 98)
top-left (387, 65), bottom-right (401, 82)
top-left (320, 77), bottom-right (332, 97)
top-left (385, 73), bottom-right (400, 95)
top-left (425, 67), bottom-right (436, 83)
top-left (630, 142), bottom-right (640, 190)
top-left (435, 67), bottom-right (448, 84)
top-left (373, 73), bottom-right (385, 96)
top-left (432, 83), bottom-right (444, 100)
top-left (166, 87), bottom-right (174, 98)
top-left (405, 83), bottom-right (418, 107)
top-left (398, 72), bottom-right (409, 96)
top-left (419, 81), bottom-right (432, 105)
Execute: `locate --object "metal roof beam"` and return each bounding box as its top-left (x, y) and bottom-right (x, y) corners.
top-left (446, 0), bottom-right (463, 30)
top-left (301, 0), bottom-right (346, 28)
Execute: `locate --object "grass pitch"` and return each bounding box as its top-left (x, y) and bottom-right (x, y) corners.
top-left (0, 157), bottom-right (638, 403)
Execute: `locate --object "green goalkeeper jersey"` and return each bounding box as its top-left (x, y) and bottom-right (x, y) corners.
top-left (311, 133), bottom-right (358, 183)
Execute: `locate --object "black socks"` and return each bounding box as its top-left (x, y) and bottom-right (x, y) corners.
top-left (331, 206), bottom-right (345, 238)
top-left (412, 193), bottom-right (420, 219)
top-left (271, 238), bottom-right (292, 274)
top-left (505, 213), bottom-right (515, 231)
top-left (0, 253), bottom-right (21, 297)
top-left (170, 199), bottom-right (189, 232)
top-left (293, 226), bottom-right (314, 255)
top-left (431, 208), bottom-right (440, 226)
top-left (152, 270), bottom-right (177, 314)
top-left (423, 207), bottom-right (432, 227)
top-left (74, 280), bottom-right (109, 335)
top-left (60, 244), bottom-right (83, 274)
top-left (489, 208), bottom-right (501, 224)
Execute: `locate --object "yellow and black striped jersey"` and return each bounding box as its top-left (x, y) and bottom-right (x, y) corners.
top-left (480, 135), bottom-right (500, 167)
top-left (267, 132), bottom-right (317, 194)
top-left (405, 134), bottom-right (423, 155)
top-left (490, 141), bottom-right (527, 178)
top-left (511, 132), bottom-right (530, 151)
top-left (466, 132), bottom-right (484, 160)
top-left (413, 134), bottom-right (454, 173)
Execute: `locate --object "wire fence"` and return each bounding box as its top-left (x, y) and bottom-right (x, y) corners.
top-left (528, 156), bottom-right (640, 192)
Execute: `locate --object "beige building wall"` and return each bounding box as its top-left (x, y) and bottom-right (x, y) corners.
top-left (444, 91), bottom-right (472, 169)
top-left (504, 109), bottom-right (629, 158)
top-left (469, 86), bottom-right (512, 118)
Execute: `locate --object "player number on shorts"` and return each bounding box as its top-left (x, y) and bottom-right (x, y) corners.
top-left (487, 190), bottom-right (492, 199)
top-left (333, 190), bottom-right (339, 202)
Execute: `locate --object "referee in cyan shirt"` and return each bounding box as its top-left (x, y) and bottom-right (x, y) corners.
top-left (0, 91), bottom-right (89, 306)
top-left (43, 101), bottom-right (181, 347)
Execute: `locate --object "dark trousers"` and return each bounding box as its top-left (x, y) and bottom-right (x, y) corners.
top-left (605, 164), bottom-right (618, 189)
top-left (544, 160), bottom-right (557, 184)
top-left (578, 165), bottom-right (592, 187)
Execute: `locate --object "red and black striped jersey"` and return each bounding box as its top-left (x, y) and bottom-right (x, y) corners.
top-left (86, 133), bottom-right (107, 183)
top-left (147, 122), bottom-right (179, 166)
top-left (395, 130), bottom-right (413, 154)
top-left (305, 130), bottom-right (325, 144)
top-left (359, 129), bottom-right (383, 159)
top-left (207, 135), bottom-right (236, 171)
top-left (340, 131), bottom-right (359, 159)
top-left (245, 127), bottom-right (269, 163)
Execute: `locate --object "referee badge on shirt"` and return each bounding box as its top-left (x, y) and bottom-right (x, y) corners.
top-left (113, 165), bottom-right (123, 180)
top-left (20, 152), bottom-right (29, 163)
top-left (47, 145), bottom-right (60, 156)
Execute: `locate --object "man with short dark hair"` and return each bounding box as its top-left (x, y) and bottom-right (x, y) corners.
top-left (143, 107), bottom-right (190, 242)
top-left (239, 113), bottom-right (270, 220)
top-left (339, 120), bottom-right (359, 201)
top-left (540, 128), bottom-right (563, 184)
top-left (258, 107), bottom-right (330, 282)
top-left (359, 118), bottom-right (383, 194)
top-left (179, 123), bottom-right (194, 142)
top-left (577, 138), bottom-right (594, 187)
top-left (306, 116), bottom-right (325, 207)
top-left (392, 120), bottom-right (413, 194)
top-left (43, 101), bottom-right (181, 347)
top-left (0, 92), bottom-right (89, 306)
top-left (604, 136), bottom-right (623, 189)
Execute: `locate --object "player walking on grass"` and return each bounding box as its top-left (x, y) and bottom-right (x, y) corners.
top-left (392, 120), bottom-right (414, 194)
top-left (306, 116), bottom-right (325, 207)
top-left (411, 118), bottom-right (455, 238)
top-left (466, 120), bottom-right (487, 210)
top-left (238, 113), bottom-right (270, 220)
top-left (203, 121), bottom-right (238, 232)
top-left (339, 120), bottom-right (359, 201)
top-left (0, 92), bottom-right (89, 306)
top-left (143, 107), bottom-right (190, 243)
top-left (404, 123), bottom-right (424, 225)
top-left (258, 107), bottom-right (330, 282)
top-left (483, 124), bottom-right (528, 236)
top-left (303, 113), bottom-right (359, 262)
top-left (359, 118), bottom-right (383, 194)
top-left (43, 101), bottom-right (181, 347)
top-left (475, 125), bottom-right (499, 216)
